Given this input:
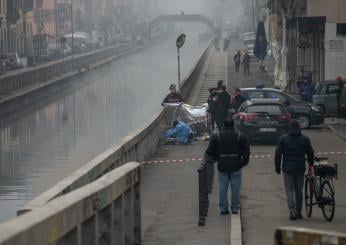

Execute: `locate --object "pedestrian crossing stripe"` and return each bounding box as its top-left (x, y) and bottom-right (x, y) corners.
top-left (140, 151), bottom-right (346, 164)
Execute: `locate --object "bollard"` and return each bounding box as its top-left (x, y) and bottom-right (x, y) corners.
top-left (198, 161), bottom-right (215, 226)
top-left (198, 163), bottom-right (206, 226)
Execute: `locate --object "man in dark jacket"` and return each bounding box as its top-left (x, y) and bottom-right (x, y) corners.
top-left (242, 52), bottom-right (250, 75)
top-left (336, 76), bottom-right (344, 116)
top-left (275, 120), bottom-right (314, 220)
top-left (215, 85), bottom-right (231, 130)
top-left (207, 88), bottom-right (218, 130)
top-left (230, 88), bottom-right (246, 113)
top-left (205, 118), bottom-right (250, 214)
top-left (162, 84), bottom-right (183, 104)
top-left (234, 50), bottom-right (241, 72)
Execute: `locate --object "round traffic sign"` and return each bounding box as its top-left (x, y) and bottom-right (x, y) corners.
top-left (176, 34), bottom-right (186, 49)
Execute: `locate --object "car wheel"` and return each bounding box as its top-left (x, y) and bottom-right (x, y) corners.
top-left (296, 115), bottom-right (310, 129)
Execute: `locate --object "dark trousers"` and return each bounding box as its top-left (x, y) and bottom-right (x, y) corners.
top-left (235, 62), bottom-right (240, 72)
top-left (283, 172), bottom-right (304, 215)
top-left (244, 64), bottom-right (250, 75)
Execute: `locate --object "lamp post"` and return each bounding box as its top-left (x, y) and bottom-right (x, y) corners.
top-left (71, 0), bottom-right (74, 60)
top-left (176, 33), bottom-right (186, 91)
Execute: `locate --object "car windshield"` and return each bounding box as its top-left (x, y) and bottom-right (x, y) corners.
top-left (314, 83), bottom-right (326, 95)
top-left (245, 105), bottom-right (284, 115)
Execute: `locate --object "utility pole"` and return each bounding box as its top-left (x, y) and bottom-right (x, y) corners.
top-left (252, 0), bottom-right (255, 31)
top-left (71, 0), bottom-right (74, 60)
top-left (55, 0), bottom-right (58, 50)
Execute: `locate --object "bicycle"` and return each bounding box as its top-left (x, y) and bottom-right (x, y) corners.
top-left (304, 157), bottom-right (338, 221)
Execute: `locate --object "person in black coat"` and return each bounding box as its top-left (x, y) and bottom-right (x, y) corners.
top-left (207, 88), bottom-right (218, 130)
top-left (275, 120), bottom-right (314, 220)
top-left (205, 118), bottom-right (250, 214)
top-left (215, 85), bottom-right (231, 129)
top-left (230, 88), bottom-right (246, 113)
top-left (162, 84), bottom-right (183, 104)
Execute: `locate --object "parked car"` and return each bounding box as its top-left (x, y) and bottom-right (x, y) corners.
top-left (5, 52), bottom-right (25, 70)
top-left (233, 99), bottom-right (290, 142)
top-left (313, 81), bottom-right (345, 115)
top-left (240, 87), bottom-right (324, 129)
top-left (120, 34), bottom-right (132, 43)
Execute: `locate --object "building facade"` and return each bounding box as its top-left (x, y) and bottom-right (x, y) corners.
top-left (0, 0), bottom-right (34, 57)
top-left (307, 0), bottom-right (346, 80)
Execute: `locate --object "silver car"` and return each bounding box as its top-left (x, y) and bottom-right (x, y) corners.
top-left (313, 81), bottom-right (344, 115)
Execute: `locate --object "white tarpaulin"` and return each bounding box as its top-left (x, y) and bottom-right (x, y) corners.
top-left (163, 103), bottom-right (207, 134)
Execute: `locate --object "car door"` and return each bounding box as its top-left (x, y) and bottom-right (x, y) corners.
top-left (325, 84), bottom-right (339, 114)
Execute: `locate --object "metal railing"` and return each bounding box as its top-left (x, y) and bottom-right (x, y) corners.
top-left (275, 226), bottom-right (346, 245)
top-left (0, 162), bottom-right (141, 245)
top-left (198, 161), bottom-right (214, 226)
top-left (0, 34), bottom-right (168, 98)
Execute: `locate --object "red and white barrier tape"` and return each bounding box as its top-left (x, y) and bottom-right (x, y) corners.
top-left (140, 151), bottom-right (346, 165)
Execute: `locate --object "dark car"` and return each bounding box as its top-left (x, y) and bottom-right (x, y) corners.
top-left (240, 87), bottom-right (324, 129)
top-left (233, 99), bottom-right (291, 142)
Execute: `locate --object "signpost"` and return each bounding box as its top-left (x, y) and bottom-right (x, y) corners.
top-left (176, 34), bottom-right (186, 91)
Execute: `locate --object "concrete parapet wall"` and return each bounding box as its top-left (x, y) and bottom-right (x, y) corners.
top-left (19, 111), bottom-right (165, 213)
top-left (275, 226), bottom-right (346, 245)
top-left (0, 162), bottom-right (141, 245)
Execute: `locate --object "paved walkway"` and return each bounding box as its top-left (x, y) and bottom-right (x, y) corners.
top-left (141, 46), bottom-right (233, 244)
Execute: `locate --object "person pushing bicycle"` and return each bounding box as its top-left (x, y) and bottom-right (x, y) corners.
top-left (274, 120), bottom-right (315, 220)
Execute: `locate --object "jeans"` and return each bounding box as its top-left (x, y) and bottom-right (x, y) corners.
top-left (218, 170), bottom-right (242, 212)
top-left (283, 172), bottom-right (304, 215)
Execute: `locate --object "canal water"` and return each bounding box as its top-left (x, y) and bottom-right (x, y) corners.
top-left (0, 28), bottom-right (209, 222)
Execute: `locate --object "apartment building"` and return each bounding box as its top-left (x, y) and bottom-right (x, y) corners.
top-left (307, 0), bottom-right (346, 80)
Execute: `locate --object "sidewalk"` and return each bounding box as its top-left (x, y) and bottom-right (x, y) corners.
top-left (141, 47), bottom-right (235, 244)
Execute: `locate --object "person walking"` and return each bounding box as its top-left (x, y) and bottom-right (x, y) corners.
top-left (336, 76), bottom-right (344, 116)
top-left (274, 120), bottom-right (314, 220)
top-left (242, 52), bottom-right (250, 75)
top-left (205, 118), bottom-right (250, 214)
top-left (214, 85), bottom-right (231, 130)
top-left (234, 51), bottom-right (241, 72)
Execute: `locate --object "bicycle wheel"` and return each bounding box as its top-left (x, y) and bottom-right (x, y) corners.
top-left (321, 180), bottom-right (335, 221)
top-left (304, 177), bottom-right (313, 217)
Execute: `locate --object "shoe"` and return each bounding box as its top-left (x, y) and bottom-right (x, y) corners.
top-left (220, 210), bottom-right (230, 215)
top-left (296, 213), bottom-right (303, 219)
top-left (231, 210), bottom-right (239, 214)
top-left (289, 213), bottom-right (296, 220)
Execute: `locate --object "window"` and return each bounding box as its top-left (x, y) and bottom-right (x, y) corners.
top-left (245, 105), bottom-right (284, 115)
top-left (247, 91), bottom-right (265, 99)
top-left (327, 85), bottom-right (339, 94)
top-left (266, 92), bottom-right (287, 103)
top-left (337, 23), bottom-right (346, 36)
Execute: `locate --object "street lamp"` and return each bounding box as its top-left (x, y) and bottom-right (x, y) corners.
top-left (71, 0), bottom-right (74, 60)
top-left (176, 33), bottom-right (186, 91)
